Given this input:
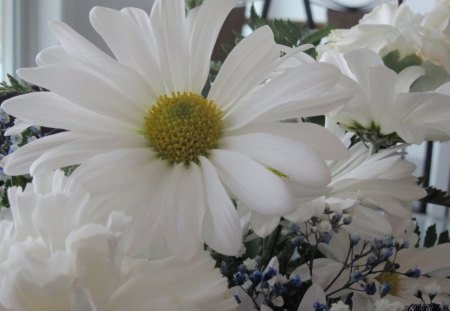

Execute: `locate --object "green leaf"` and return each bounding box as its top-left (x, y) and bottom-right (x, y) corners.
top-left (420, 186), bottom-right (450, 208)
top-left (247, 4), bottom-right (333, 55)
top-left (0, 74), bottom-right (33, 103)
top-left (424, 224), bottom-right (437, 248)
top-left (382, 50), bottom-right (422, 74)
top-left (185, 0), bottom-right (203, 10)
top-left (438, 230), bottom-right (450, 245)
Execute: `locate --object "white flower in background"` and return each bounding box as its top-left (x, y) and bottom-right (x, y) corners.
top-left (321, 49), bottom-right (450, 144)
top-left (373, 299), bottom-right (403, 311)
top-left (0, 170), bottom-right (237, 311)
top-left (245, 141), bottom-right (425, 239)
top-left (330, 300), bottom-right (350, 311)
top-left (1, 0), bottom-right (350, 257)
top-left (322, 0), bottom-right (450, 89)
top-left (326, 142), bottom-right (425, 219)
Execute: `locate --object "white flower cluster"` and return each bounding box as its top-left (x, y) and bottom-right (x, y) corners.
top-left (0, 0), bottom-right (450, 310)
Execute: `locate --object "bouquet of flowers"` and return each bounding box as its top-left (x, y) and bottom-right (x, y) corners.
top-left (0, 0), bottom-right (449, 310)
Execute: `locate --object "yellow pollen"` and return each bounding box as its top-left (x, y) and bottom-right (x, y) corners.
top-left (375, 272), bottom-right (401, 296)
top-left (144, 92), bottom-right (222, 166)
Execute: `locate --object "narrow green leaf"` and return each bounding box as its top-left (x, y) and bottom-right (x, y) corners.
top-left (438, 230), bottom-right (450, 245)
top-left (424, 224), bottom-right (437, 248)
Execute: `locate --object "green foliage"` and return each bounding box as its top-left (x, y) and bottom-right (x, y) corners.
top-left (420, 186), bottom-right (450, 208)
top-left (185, 0), bottom-right (203, 11)
top-left (424, 224), bottom-right (438, 248)
top-left (247, 5), bottom-right (333, 57)
top-left (0, 74), bottom-right (32, 103)
top-left (438, 230), bottom-right (450, 244)
top-left (423, 224), bottom-right (450, 247)
top-left (382, 50), bottom-right (422, 74)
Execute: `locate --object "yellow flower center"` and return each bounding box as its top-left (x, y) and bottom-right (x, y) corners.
top-left (375, 272), bottom-right (401, 296)
top-left (144, 92), bottom-right (222, 166)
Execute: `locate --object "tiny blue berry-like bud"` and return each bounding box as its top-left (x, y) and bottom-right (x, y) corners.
top-left (313, 302), bottom-right (329, 311)
top-left (372, 238), bottom-right (384, 250)
top-left (319, 232), bottom-right (332, 244)
top-left (288, 222), bottom-right (300, 233)
top-left (288, 275), bottom-right (302, 287)
top-left (366, 254), bottom-right (378, 267)
top-left (250, 271), bottom-right (262, 284)
top-left (350, 232), bottom-right (360, 245)
top-left (380, 247), bottom-right (393, 259)
top-left (233, 271), bottom-right (247, 285)
top-left (238, 264), bottom-right (246, 273)
top-left (342, 215), bottom-right (352, 225)
top-left (262, 267), bottom-right (277, 282)
top-left (364, 282), bottom-right (376, 295)
top-left (332, 212), bottom-right (342, 223)
top-left (273, 282), bottom-right (287, 296)
top-left (414, 289), bottom-right (423, 299)
top-left (350, 271), bottom-right (364, 283)
top-left (383, 236), bottom-right (394, 248)
top-left (379, 282), bottom-right (391, 297)
top-left (290, 236), bottom-right (304, 247)
top-left (405, 267), bottom-right (421, 278)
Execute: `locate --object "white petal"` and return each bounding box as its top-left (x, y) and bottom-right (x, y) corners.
top-left (17, 65), bottom-right (146, 126)
top-left (253, 90), bottom-right (353, 122)
top-left (188, 0), bottom-right (236, 91)
top-left (49, 20), bottom-right (160, 100)
top-left (199, 156), bottom-right (242, 256)
top-left (344, 206), bottom-right (392, 239)
top-left (88, 7), bottom-right (164, 94)
top-left (230, 121), bottom-right (349, 161)
top-left (29, 136), bottom-right (146, 176)
top-left (2, 92), bottom-right (134, 133)
top-left (150, 0), bottom-right (189, 92)
top-left (211, 149), bottom-right (295, 215)
top-left (1, 132), bottom-right (79, 175)
top-left (396, 66), bottom-right (425, 93)
top-left (208, 26), bottom-right (278, 110)
top-left (162, 164), bottom-right (205, 258)
top-left (220, 133), bottom-right (331, 186)
top-left (226, 63), bottom-right (341, 130)
top-left (397, 243), bottom-right (450, 275)
top-left (36, 46), bottom-right (71, 66)
top-left (297, 283), bottom-right (326, 311)
top-left (249, 211), bottom-right (280, 238)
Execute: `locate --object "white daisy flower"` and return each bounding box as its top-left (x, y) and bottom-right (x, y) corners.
top-left (1, 0), bottom-right (349, 257)
top-left (0, 171), bottom-right (237, 311)
top-left (321, 0), bottom-right (450, 86)
top-left (321, 49), bottom-right (450, 145)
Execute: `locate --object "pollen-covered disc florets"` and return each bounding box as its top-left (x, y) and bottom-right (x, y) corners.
top-left (145, 92), bottom-right (223, 165)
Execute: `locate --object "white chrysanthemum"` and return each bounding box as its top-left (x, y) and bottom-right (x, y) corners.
top-left (321, 49), bottom-right (450, 144)
top-left (330, 301), bottom-right (350, 311)
top-left (244, 140), bottom-right (425, 239)
top-left (0, 171), bottom-right (236, 311)
top-left (1, 0), bottom-right (350, 257)
top-left (322, 0), bottom-right (450, 78)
